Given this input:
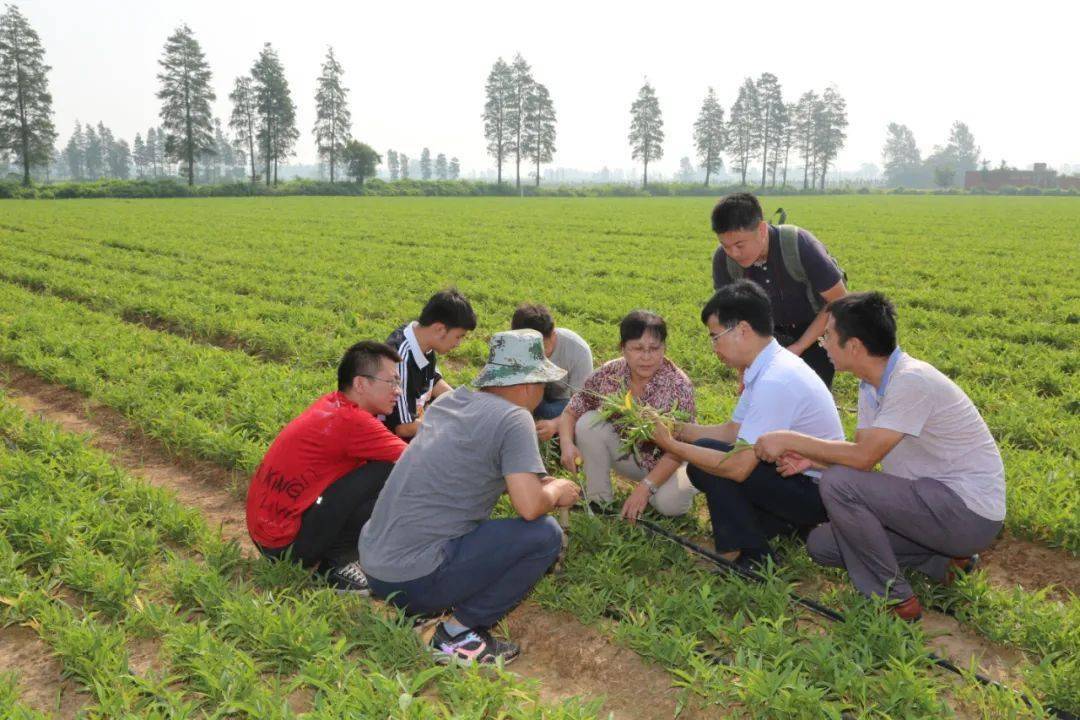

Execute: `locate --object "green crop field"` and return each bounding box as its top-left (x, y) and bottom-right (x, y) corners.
top-left (0, 195), bottom-right (1078, 718)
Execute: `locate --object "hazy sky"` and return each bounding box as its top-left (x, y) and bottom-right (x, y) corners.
top-left (33, 0), bottom-right (1080, 177)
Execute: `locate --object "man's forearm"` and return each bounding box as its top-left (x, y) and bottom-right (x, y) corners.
top-left (664, 439), bottom-right (747, 480)
top-left (677, 421), bottom-right (737, 445)
top-left (394, 421), bottom-right (420, 438)
top-left (780, 433), bottom-right (873, 471)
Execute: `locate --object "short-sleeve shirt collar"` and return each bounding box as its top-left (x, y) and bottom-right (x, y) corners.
top-left (743, 338), bottom-right (783, 389)
top-left (860, 346), bottom-right (905, 411)
top-left (403, 321), bottom-right (430, 370)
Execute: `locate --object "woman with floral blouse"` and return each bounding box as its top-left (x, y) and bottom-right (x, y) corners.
top-left (555, 310), bottom-right (698, 522)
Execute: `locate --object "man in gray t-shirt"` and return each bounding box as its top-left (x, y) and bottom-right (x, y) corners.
top-left (360, 329), bottom-right (580, 665)
top-left (510, 303), bottom-right (594, 439)
top-left (754, 292), bottom-right (1005, 622)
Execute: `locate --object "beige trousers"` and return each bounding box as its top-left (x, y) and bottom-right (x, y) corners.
top-left (574, 410), bottom-right (697, 516)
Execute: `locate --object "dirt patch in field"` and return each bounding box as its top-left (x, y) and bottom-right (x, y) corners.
top-left (2, 366), bottom-right (249, 548)
top-left (0, 366), bottom-right (704, 720)
top-left (920, 610), bottom-right (1030, 685)
top-left (508, 603), bottom-right (711, 719)
top-left (980, 531), bottom-right (1080, 601)
top-left (127, 636), bottom-right (165, 678)
top-left (0, 625), bottom-right (87, 719)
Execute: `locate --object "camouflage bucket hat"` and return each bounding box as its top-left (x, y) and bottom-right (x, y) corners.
top-left (473, 329), bottom-right (568, 388)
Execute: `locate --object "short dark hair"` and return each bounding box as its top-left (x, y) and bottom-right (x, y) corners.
top-left (510, 303), bottom-right (555, 337)
top-left (711, 192), bottom-right (763, 234)
top-left (700, 279), bottom-right (773, 336)
top-left (619, 310), bottom-right (667, 346)
top-left (418, 288), bottom-right (477, 331)
top-left (338, 341), bottom-right (402, 392)
top-left (827, 292), bottom-right (897, 357)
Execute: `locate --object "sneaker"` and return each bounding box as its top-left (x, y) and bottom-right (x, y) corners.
top-left (943, 554), bottom-right (979, 587)
top-left (326, 561), bottom-right (370, 596)
top-left (888, 595), bottom-right (924, 622)
top-left (429, 623), bottom-right (520, 666)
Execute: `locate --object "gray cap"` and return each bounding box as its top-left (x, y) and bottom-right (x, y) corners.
top-left (472, 329), bottom-right (568, 388)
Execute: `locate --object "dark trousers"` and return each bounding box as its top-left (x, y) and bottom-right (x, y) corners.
top-left (260, 461), bottom-right (394, 569)
top-left (777, 325), bottom-right (835, 388)
top-left (535, 397), bottom-right (569, 420)
top-left (367, 516), bottom-right (563, 628)
top-left (686, 439), bottom-right (827, 559)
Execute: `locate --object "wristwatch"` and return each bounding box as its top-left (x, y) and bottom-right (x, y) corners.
top-left (642, 478), bottom-right (658, 496)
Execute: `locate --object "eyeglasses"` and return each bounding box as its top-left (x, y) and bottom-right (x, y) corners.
top-left (624, 344), bottom-right (665, 357)
top-left (709, 325), bottom-right (738, 344)
top-left (360, 374), bottom-right (401, 387)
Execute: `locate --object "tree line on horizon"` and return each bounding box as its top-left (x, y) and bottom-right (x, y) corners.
top-left (0, 5), bottom-right (1059, 190)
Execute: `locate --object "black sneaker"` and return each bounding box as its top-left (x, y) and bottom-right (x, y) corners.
top-left (429, 623), bottom-right (520, 666)
top-left (326, 561), bottom-right (371, 596)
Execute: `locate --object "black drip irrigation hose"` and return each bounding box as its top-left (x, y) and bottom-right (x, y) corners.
top-left (585, 506), bottom-right (1078, 720)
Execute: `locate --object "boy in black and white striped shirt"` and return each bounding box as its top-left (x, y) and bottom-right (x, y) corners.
top-left (383, 289), bottom-right (477, 439)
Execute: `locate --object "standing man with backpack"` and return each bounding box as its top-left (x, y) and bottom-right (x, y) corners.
top-left (711, 193), bottom-right (847, 388)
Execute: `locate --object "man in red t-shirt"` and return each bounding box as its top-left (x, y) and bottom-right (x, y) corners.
top-left (246, 341), bottom-right (408, 593)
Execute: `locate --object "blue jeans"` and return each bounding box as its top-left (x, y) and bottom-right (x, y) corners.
top-left (366, 516), bottom-right (563, 628)
top-left (534, 398), bottom-right (569, 420)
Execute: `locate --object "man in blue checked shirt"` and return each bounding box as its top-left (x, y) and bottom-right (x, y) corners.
top-left (754, 292), bottom-right (1005, 622)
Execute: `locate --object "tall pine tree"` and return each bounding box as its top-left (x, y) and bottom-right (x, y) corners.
top-left (522, 81), bottom-right (555, 187)
top-left (386, 149), bottom-right (399, 180)
top-left (693, 87), bottom-right (726, 187)
top-left (228, 76), bottom-right (258, 183)
top-left (793, 91), bottom-right (820, 190)
top-left (727, 78), bottom-right (761, 186)
top-left (754, 73), bottom-right (783, 188)
top-left (813, 86), bottom-right (847, 189)
top-left (63, 121), bottom-right (85, 181)
top-left (83, 124), bottom-right (103, 179)
top-left (420, 147), bottom-right (432, 179)
top-left (507, 53), bottom-right (533, 190)
top-left (156, 25), bottom-right (215, 186)
top-left (482, 57), bottom-right (513, 184)
top-left (628, 81), bottom-right (663, 188)
top-left (0, 4), bottom-right (56, 185)
top-left (313, 46), bottom-right (351, 183)
top-left (434, 152), bottom-right (447, 180)
top-left (251, 43), bottom-right (297, 186)
top-left (132, 132), bottom-right (147, 178)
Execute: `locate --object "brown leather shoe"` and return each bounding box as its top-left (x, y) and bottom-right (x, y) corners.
top-left (943, 554), bottom-right (979, 587)
top-left (888, 595), bottom-right (923, 622)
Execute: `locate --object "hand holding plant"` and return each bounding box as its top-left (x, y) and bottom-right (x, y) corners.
top-left (596, 389), bottom-right (688, 462)
top-left (620, 482), bottom-right (652, 524)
